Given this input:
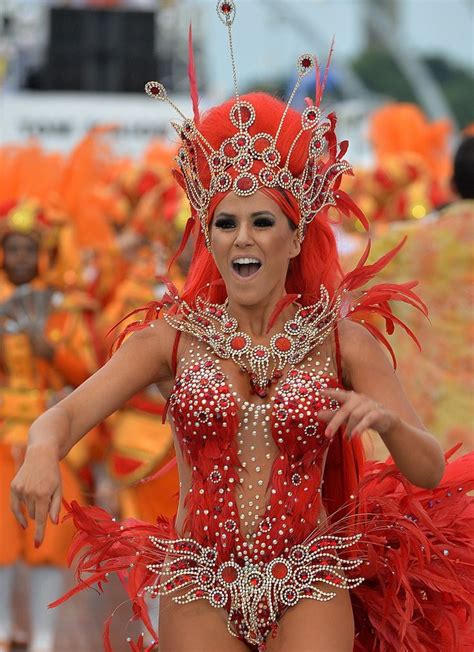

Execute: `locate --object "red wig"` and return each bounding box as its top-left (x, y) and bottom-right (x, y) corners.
top-left (180, 92), bottom-right (343, 306)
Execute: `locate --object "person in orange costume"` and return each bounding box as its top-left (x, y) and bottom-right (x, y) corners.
top-left (97, 162), bottom-right (191, 522)
top-left (0, 200), bottom-right (99, 652)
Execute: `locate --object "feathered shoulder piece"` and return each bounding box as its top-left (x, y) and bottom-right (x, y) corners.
top-left (338, 236), bottom-right (428, 367)
top-left (108, 278), bottom-right (182, 352)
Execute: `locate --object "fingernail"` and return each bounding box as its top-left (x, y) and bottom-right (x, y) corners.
top-left (53, 515), bottom-right (59, 524)
top-left (21, 522), bottom-right (27, 530)
top-left (325, 428), bottom-right (332, 438)
top-left (352, 430), bottom-right (359, 438)
top-left (34, 540), bottom-right (40, 549)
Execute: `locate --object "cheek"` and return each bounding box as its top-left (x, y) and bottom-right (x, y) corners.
top-left (210, 235), bottom-right (229, 274)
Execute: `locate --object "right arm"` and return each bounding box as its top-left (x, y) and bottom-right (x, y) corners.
top-left (10, 320), bottom-right (175, 545)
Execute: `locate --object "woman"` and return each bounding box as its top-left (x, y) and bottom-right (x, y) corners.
top-left (9, 2), bottom-right (474, 650)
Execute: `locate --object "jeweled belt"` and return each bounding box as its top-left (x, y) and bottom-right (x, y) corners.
top-left (145, 533), bottom-right (364, 647)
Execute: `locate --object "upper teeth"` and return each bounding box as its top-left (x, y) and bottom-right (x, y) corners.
top-left (233, 258), bottom-right (260, 265)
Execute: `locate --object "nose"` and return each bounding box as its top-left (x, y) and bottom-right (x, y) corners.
top-left (234, 221), bottom-right (253, 248)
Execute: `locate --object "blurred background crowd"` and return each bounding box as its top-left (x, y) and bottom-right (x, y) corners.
top-left (0, 1), bottom-right (473, 651)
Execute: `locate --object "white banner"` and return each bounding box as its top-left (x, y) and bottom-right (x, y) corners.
top-left (0, 91), bottom-right (198, 156)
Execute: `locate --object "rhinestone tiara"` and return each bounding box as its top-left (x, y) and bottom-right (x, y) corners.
top-left (145, 0), bottom-right (359, 249)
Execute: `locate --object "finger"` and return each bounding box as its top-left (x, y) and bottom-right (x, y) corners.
top-left (321, 387), bottom-right (351, 403)
top-left (348, 410), bottom-right (379, 440)
top-left (10, 491), bottom-right (28, 529)
top-left (346, 405), bottom-right (371, 438)
top-left (26, 496), bottom-right (36, 520)
top-left (34, 500), bottom-right (51, 547)
top-left (317, 408), bottom-right (335, 423)
top-left (49, 486), bottom-right (62, 525)
top-left (323, 402), bottom-right (355, 438)
top-left (323, 391), bottom-right (364, 437)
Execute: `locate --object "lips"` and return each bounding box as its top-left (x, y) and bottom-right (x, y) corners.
top-left (231, 256), bottom-right (262, 279)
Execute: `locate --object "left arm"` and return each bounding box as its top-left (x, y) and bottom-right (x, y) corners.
top-left (319, 320), bottom-right (445, 489)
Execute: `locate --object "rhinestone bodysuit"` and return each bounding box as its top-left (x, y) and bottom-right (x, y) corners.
top-left (145, 310), bottom-right (364, 649)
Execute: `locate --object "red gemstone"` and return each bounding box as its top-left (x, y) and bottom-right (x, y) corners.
top-left (272, 562), bottom-right (288, 580)
top-left (308, 111), bottom-right (317, 121)
top-left (236, 176), bottom-right (254, 191)
top-left (240, 106), bottom-right (251, 122)
top-left (221, 2), bottom-right (232, 13)
top-left (275, 336), bottom-right (291, 352)
top-left (230, 336), bottom-right (246, 351)
top-left (237, 137), bottom-right (246, 147)
top-left (255, 348), bottom-right (266, 358)
top-left (222, 566), bottom-right (238, 583)
top-left (224, 143), bottom-right (236, 158)
top-left (302, 57), bottom-right (312, 68)
top-left (150, 86), bottom-right (160, 95)
top-left (195, 589), bottom-right (204, 598)
top-left (250, 577), bottom-right (259, 586)
top-left (219, 176), bottom-right (228, 187)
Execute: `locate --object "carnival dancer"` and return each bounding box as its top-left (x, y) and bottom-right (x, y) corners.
top-left (0, 200), bottom-right (99, 652)
top-left (9, 3), bottom-right (474, 651)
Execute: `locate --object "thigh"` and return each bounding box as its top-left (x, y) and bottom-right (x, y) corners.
top-left (266, 588), bottom-right (355, 652)
top-left (158, 593), bottom-right (250, 652)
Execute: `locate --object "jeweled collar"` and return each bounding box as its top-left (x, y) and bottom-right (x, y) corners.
top-left (164, 285), bottom-right (342, 397)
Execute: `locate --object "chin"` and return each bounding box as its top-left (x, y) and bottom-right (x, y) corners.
top-left (226, 284), bottom-right (272, 307)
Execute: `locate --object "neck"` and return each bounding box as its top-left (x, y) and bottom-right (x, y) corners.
top-left (226, 287), bottom-right (296, 339)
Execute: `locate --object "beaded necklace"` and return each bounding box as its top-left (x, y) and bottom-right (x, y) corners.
top-left (164, 285), bottom-right (342, 397)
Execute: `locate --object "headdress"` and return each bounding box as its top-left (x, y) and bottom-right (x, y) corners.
top-left (145, 0), bottom-right (366, 249)
top-left (0, 199), bottom-right (59, 249)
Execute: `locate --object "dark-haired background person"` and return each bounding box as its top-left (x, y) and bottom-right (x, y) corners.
top-left (452, 135), bottom-right (474, 201)
top-left (0, 201), bottom-right (99, 652)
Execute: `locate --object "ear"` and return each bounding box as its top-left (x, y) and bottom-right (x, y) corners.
top-left (289, 231), bottom-right (301, 260)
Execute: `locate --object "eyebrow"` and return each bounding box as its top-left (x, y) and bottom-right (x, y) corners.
top-left (214, 211), bottom-right (276, 219)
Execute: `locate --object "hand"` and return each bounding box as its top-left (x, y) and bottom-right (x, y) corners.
top-left (318, 388), bottom-right (400, 440)
top-left (10, 445), bottom-right (63, 547)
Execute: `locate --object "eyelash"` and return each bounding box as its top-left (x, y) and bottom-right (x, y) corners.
top-left (214, 218), bottom-right (275, 229)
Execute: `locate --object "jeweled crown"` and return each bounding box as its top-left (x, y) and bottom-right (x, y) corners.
top-left (145, 0), bottom-right (361, 248)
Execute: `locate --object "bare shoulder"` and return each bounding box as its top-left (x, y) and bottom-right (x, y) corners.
top-left (337, 319), bottom-right (394, 389)
top-left (116, 317), bottom-right (179, 382)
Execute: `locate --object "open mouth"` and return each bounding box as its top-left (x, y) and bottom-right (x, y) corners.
top-left (231, 257), bottom-right (262, 279)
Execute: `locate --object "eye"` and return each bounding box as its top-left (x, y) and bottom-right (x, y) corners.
top-left (213, 217), bottom-right (236, 229)
top-left (254, 217), bottom-right (275, 227)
